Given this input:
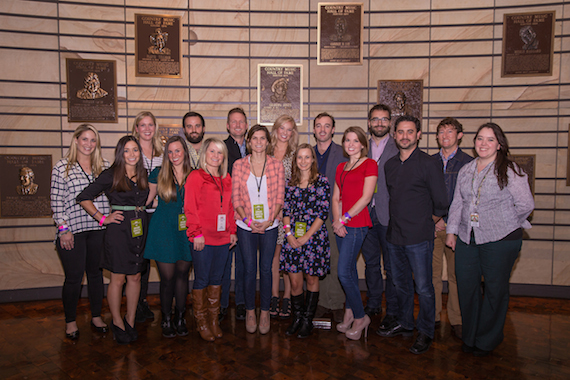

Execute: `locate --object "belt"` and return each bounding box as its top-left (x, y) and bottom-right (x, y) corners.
top-left (112, 205), bottom-right (146, 211)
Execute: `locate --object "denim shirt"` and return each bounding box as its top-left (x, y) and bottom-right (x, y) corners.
top-left (432, 148), bottom-right (473, 221)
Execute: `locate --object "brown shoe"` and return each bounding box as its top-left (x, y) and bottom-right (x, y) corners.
top-left (192, 288), bottom-right (215, 341)
top-left (451, 325), bottom-right (462, 339)
top-left (206, 285), bottom-right (223, 339)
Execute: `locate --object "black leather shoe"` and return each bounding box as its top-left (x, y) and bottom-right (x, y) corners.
top-left (364, 305), bottom-right (381, 317)
top-left (462, 343), bottom-right (474, 353)
top-left (140, 300), bottom-right (154, 320)
top-left (65, 330), bottom-right (80, 340)
top-left (123, 317), bottom-right (138, 342)
top-left (235, 304), bottom-right (246, 321)
top-left (409, 333), bottom-right (432, 354)
top-left (377, 314), bottom-right (397, 331)
top-left (473, 347), bottom-right (492, 357)
top-left (218, 307), bottom-right (228, 322)
top-left (376, 323), bottom-right (414, 337)
top-left (111, 322), bottom-right (131, 345)
top-left (91, 321), bottom-right (108, 333)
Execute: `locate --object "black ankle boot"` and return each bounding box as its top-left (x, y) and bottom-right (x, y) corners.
top-left (285, 293), bottom-right (305, 336)
top-left (161, 311), bottom-right (176, 338)
top-left (297, 291), bottom-right (319, 338)
top-left (111, 321), bottom-right (131, 345)
top-left (123, 317), bottom-right (138, 342)
top-left (174, 308), bottom-right (189, 336)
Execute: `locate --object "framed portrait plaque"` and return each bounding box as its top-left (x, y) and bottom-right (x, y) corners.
top-left (502, 11), bottom-right (555, 77)
top-left (377, 80), bottom-right (424, 125)
top-left (157, 124), bottom-right (184, 146)
top-left (509, 155), bottom-right (536, 195)
top-left (257, 64), bottom-right (303, 126)
top-left (0, 154), bottom-right (52, 218)
top-left (317, 3), bottom-right (363, 65)
top-left (135, 14), bottom-right (182, 78)
top-left (66, 58), bottom-right (117, 123)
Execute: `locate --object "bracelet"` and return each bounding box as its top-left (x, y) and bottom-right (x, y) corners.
top-left (99, 215), bottom-right (106, 227)
top-left (247, 218), bottom-right (252, 227)
top-left (242, 217), bottom-right (248, 223)
top-left (344, 212), bottom-right (351, 220)
top-left (92, 210), bottom-right (100, 218)
top-left (58, 224), bottom-right (69, 231)
top-left (285, 231), bottom-right (292, 237)
top-left (58, 227), bottom-right (69, 236)
top-left (195, 234), bottom-right (203, 239)
top-left (339, 218), bottom-right (346, 225)
top-left (283, 224), bottom-right (291, 230)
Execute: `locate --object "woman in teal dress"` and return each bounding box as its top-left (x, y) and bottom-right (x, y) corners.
top-left (144, 136), bottom-right (193, 338)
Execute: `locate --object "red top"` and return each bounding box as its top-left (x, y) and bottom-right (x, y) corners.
top-left (184, 169), bottom-right (236, 246)
top-left (335, 158), bottom-right (378, 228)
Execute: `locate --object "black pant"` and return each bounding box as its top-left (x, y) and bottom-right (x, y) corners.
top-left (57, 230), bottom-right (105, 323)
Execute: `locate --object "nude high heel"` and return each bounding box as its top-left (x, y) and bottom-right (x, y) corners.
top-left (346, 315), bottom-right (371, 340)
top-left (336, 308), bottom-right (354, 333)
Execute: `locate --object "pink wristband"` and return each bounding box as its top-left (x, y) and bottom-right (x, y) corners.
top-left (99, 215), bottom-right (106, 226)
top-left (247, 219), bottom-right (252, 227)
top-left (195, 234), bottom-right (203, 239)
top-left (283, 224), bottom-right (291, 230)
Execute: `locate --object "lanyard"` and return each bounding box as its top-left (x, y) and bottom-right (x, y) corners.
top-left (144, 146), bottom-right (155, 177)
top-left (207, 169), bottom-right (224, 211)
top-left (251, 156), bottom-right (267, 200)
top-left (471, 161), bottom-right (492, 208)
top-left (78, 163), bottom-right (93, 184)
top-left (339, 158), bottom-right (360, 200)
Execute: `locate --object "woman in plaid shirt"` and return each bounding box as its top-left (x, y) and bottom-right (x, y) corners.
top-left (50, 124), bottom-right (110, 339)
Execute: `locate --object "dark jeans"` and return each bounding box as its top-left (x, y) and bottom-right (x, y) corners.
top-left (336, 226), bottom-right (369, 320)
top-left (388, 239), bottom-right (435, 338)
top-left (57, 230), bottom-right (105, 323)
top-left (360, 209), bottom-right (398, 315)
top-left (237, 226), bottom-right (278, 311)
top-left (191, 243), bottom-right (230, 290)
top-left (456, 237), bottom-right (522, 351)
top-left (221, 243), bottom-right (245, 308)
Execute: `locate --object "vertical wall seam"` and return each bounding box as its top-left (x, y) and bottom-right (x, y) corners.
top-left (57, 0), bottom-right (63, 155)
top-left (123, 0), bottom-right (129, 132)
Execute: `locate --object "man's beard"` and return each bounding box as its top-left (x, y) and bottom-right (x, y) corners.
top-left (370, 125), bottom-right (389, 138)
top-left (185, 131), bottom-right (204, 144)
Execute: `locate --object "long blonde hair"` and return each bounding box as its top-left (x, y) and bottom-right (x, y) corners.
top-left (267, 115), bottom-right (298, 157)
top-left (158, 136), bottom-right (192, 202)
top-left (131, 111), bottom-right (164, 157)
top-left (199, 138), bottom-right (229, 178)
top-left (65, 124), bottom-right (105, 177)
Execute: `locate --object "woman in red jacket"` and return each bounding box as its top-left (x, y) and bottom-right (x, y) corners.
top-left (184, 138), bottom-right (237, 341)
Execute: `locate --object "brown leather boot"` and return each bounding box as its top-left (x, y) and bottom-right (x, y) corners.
top-left (192, 288), bottom-right (214, 342)
top-left (207, 285), bottom-right (223, 338)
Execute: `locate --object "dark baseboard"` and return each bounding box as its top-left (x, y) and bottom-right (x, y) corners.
top-left (1, 280), bottom-right (568, 303)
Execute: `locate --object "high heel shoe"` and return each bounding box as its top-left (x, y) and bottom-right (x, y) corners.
top-left (91, 321), bottom-right (108, 334)
top-left (336, 309), bottom-right (354, 333)
top-left (246, 310), bottom-right (257, 334)
top-left (123, 317), bottom-right (138, 342)
top-left (65, 330), bottom-right (80, 340)
top-left (346, 315), bottom-right (370, 340)
top-left (111, 322), bottom-right (131, 345)
top-left (259, 312), bottom-right (270, 335)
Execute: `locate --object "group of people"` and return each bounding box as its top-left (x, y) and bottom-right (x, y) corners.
top-left (50, 104), bottom-right (534, 356)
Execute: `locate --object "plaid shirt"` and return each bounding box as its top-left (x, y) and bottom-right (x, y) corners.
top-left (231, 155), bottom-right (285, 222)
top-left (50, 159), bottom-right (110, 235)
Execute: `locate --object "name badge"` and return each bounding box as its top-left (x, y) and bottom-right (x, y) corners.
top-left (253, 204), bottom-right (265, 220)
top-left (217, 214), bottom-right (226, 232)
top-left (294, 222), bottom-right (307, 238)
top-left (470, 213), bottom-right (479, 227)
top-left (131, 218), bottom-right (143, 238)
top-left (178, 214), bottom-right (187, 231)
top-left (374, 183), bottom-right (378, 194)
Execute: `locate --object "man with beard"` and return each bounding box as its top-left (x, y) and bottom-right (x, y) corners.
top-left (378, 115), bottom-right (448, 355)
top-left (312, 112), bottom-right (348, 323)
top-left (182, 111), bottom-right (206, 170)
top-left (360, 104), bottom-right (399, 328)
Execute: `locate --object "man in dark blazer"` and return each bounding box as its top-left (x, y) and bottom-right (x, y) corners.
top-left (360, 104), bottom-right (400, 330)
top-left (220, 107), bottom-right (248, 321)
top-left (312, 112), bottom-right (348, 322)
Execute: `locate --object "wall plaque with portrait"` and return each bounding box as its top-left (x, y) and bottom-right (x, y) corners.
top-left (377, 80), bottom-right (424, 125)
top-left (502, 11), bottom-right (555, 77)
top-left (157, 124), bottom-right (184, 146)
top-left (317, 3), bottom-right (363, 65)
top-left (257, 64), bottom-right (303, 126)
top-left (0, 155), bottom-right (52, 218)
top-left (509, 155), bottom-right (536, 196)
top-left (66, 59), bottom-right (117, 123)
top-left (135, 14), bottom-right (181, 78)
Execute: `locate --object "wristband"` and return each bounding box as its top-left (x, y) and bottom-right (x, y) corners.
top-left (339, 218), bottom-right (346, 225)
top-left (283, 224), bottom-right (291, 230)
top-left (285, 231), bottom-right (292, 237)
top-left (247, 218), bottom-right (252, 227)
top-left (58, 227), bottom-right (69, 236)
top-left (242, 217), bottom-right (248, 223)
top-left (344, 212), bottom-right (351, 220)
top-left (99, 215), bottom-right (106, 226)
top-left (195, 234), bottom-right (203, 239)
top-left (58, 224), bottom-right (69, 231)
top-left (92, 210), bottom-right (100, 218)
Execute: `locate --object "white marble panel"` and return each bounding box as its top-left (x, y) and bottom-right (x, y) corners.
top-left (190, 26), bottom-right (250, 42)
top-left (189, 10), bottom-right (249, 26)
top-left (553, 242), bottom-right (570, 286)
top-left (0, 0), bottom-right (57, 15)
top-left (430, 57), bottom-right (492, 87)
top-left (1, 51), bottom-right (60, 81)
top-left (0, 15), bottom-right (57, 34)
top-left (510, 241), bottom-right (553, 285)
top-left (59, 3), bottom-right (126, 21)
top-left (190, 0), bottom-right (248, 10)
top-left (309, 61), bottom-right (369, 87)
top-left (127, 0), bottom-right (188, 7)
top-left (369, 58), bottom-right (430, 83)
top-left (250, 28), bottom-right (310, 43)
top-left (250, 12), bottom-right (309, 28)
top-left (250, 0), bottom-right (308, 11)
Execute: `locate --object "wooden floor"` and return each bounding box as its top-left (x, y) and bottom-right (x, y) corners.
top-left (0, 294), bottom-right (568, 380)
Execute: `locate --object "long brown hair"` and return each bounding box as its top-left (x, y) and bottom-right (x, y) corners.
top-left (158, 136), bottom-right (192, 202)
top-left (474, 123), bottom-right (524, 190)
top-left (341, 126), bottom-right (369, 158)
top-left (110, 136), bottom-right (148, 192)
top-left (267, 115), bottom-right (299, 157)
top-left (289, 144), bottom-right (319, 187)
top-left (65, 124), bottom-right (105, 177)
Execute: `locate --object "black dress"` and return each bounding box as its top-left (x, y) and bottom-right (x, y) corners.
top-left (77, 168), bottom-right (150, 275)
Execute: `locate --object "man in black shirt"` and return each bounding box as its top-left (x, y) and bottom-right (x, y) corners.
top-left (378, 115), bottom-right (448, 355)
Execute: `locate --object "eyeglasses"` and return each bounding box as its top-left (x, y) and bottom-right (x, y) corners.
top-left (370, 117), bottom-right (390, 124)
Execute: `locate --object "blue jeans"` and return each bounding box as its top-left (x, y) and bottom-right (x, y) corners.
top-left (221, 243), bottom-right (245, 308)
top-left (191, 243), bottom-right (230, 290)
top-left (336, 226), bottom-right (369, 319)
top-left (360, 210), bottom-right (398, 315)
top-left (237, 226), bottom-right (278, 311)
top-left (387, 240), bottom-right (435, 338)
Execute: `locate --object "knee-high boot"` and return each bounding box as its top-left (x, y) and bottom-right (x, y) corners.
top-left (207, 285), bottom-right (223, 339)
top-left (297, 291), bottom-right (319, 338)
top-left (285, 293), bottom-right (304, 336)
top-left (192, 288), bottom-right (214, 341)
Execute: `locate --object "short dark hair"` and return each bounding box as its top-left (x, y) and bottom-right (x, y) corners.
top-left (437, 117), bottom-right (463, 134)
top-left (227, 107), bottom-right (247, 124)
top-left (313, 112), bottom-right (335, 129)
top-left (182, 111), bottom-right (205, 127)
top-left (368, 104), bottom-right (392, 120)
top-left (246, 124), bottom-right (271, 154)
top-left (394, 115), bottom-right (421, 132)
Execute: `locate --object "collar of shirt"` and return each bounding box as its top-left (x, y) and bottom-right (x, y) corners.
top-left (370, 136), bottom-right (389, 161)
top-left (315, 143), bottom-right (332, 175)
top-left (238, 139), bottom-right (247, 158)
top-left (439, 147), bottom-right (458, 173)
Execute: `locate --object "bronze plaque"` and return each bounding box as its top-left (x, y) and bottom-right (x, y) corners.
top-left (257, 64), bottom-right (303, 126)
top-left (135, 14), bottom-right (182, 78)
top-left (377, 80), bottom-right (424, 126)
top-left (0, 155), bottom-right (52, 218)
top-left (158, 124), bottom-right (184, 146)
top-left (317, 3), bottom-right (363, 65)
top-left (502, 11), bottom-right (555, 77)
top-left (510, 155), bottom-right (536, 196)
top-left (66, 59), bottom-right (117, 123)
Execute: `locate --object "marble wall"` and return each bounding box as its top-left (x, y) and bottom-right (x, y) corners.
top-left (0, 0), bottom-right (568, 295)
